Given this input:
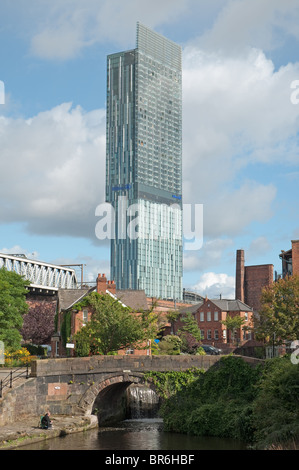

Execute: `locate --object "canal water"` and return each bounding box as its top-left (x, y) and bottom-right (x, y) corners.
top-left (17, 386), bottom-right (248, 450)
top-left (17, 419), bottom-right (248, 450)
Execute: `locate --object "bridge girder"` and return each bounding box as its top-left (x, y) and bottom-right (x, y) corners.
top-left (0, 253), bottom-right (78, 291)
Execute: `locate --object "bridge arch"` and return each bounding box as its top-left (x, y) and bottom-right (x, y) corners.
top-left (78, 372), bottom-right (159, 425)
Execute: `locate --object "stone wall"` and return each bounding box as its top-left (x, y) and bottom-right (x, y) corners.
top-left (31, 354), bottom-right (223, 378)
top-left (0, 355), bottom-right (264, 426)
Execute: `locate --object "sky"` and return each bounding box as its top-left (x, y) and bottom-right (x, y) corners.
top-left (0, 0), bottom-right (298, 299)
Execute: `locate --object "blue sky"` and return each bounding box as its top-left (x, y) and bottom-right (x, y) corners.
top-left (0, 0), bottom-right (298, 298)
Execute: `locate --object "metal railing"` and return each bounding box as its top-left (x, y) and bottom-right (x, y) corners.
top-left (0, 365), bottom-right (30, 398)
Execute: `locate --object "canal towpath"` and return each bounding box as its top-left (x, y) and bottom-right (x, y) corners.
top-left (0, 414), bottom-right (98, 449)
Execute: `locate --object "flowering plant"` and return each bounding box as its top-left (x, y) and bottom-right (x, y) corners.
top-left (2, 347), bottom-right (35, 367)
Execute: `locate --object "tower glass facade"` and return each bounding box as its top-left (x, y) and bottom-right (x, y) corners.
top-left (106, 23), bottom-right (182, 300)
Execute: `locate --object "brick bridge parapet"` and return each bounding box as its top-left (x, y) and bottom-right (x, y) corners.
top-left (0, 355), bottom-right (263, 426)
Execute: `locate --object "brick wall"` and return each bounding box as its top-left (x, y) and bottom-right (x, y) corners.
top-left (292, 240), bottom-right (299, 276)
top-left (174, 299), bottom-right (253, 347)
top-left (244, 264), bottom-right (273, 313)
top-left (235, 250), bottom-right (273, 313)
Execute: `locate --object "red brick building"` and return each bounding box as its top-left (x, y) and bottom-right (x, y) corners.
top-left (53, 274), bottom-right (152, 357)
top-left (279, 239), bottom-right (299, 278)
top-left (175, 297), bottom-right (254, 350)
top-left (235, 249), bottom-right (273, 313)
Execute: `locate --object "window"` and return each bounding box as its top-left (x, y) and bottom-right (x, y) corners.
top-left (200, 330), bottom-right (204, 340)
top-left (207, 311), bottom-right (211, 321)
top-left (207, 329), bottom-right (212, 340)
top-left (200, 312), bottom-right (204, 322)
top-left (214, 311), bottom-right (219, 321)
top-left (82, 308), bottom-right (88, 326)
top-left (214, 329), bottom-right (219, 340)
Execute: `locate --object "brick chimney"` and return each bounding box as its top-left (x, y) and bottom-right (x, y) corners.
top-left (96, 274), bottom-right (116, 295)
top-left (107, 280), bottom-right (116, 295)
top-left (236, 249), bottom-right (245, 302)
top-left (96, 273), bottom-right (107, 294)
top-left (292, 240), bottom-right (299, 276)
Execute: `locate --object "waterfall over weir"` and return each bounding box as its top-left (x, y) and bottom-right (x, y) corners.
top-left (126, 385), bottom-right (161, 419)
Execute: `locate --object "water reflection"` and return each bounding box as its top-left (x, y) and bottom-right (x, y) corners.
top-left (17, 419), bottom-right (248, 450)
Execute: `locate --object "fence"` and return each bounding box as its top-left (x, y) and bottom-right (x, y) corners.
top-left (0, 365), bottom-right (30, 398)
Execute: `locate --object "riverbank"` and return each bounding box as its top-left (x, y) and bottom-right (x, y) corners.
top-left (0, 414), bottom-right (98, 450)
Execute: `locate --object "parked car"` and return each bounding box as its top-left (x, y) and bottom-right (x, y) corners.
top-left (201, 344), bottom-right (222, 355)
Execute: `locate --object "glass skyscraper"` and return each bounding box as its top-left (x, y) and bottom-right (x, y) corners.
top-left (106, 23), bottom-right (182, 300)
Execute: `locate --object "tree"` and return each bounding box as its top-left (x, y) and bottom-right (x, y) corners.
top-left (221, 314), bottom-right (246, 345)
top-left (21, 301), bottom-right (56, 345)
top-left (255, 275), bottom-right (299, 345)
top-left (166, 310), bottom-right (180, 335)
top-left (0, 267), bottom-right (29, 351)
top-left (157, 335), bottom-right (182, 355)
top-left (177, 312), bottom-right (203, 354)
top-left (73, 292), bottom-right (157, 355)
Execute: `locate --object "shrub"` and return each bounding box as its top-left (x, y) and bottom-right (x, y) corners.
top-left (74, 327), bottom-right (91, 357)
top-left (157, 335), bottom-right (182, 355)
top-left (161, 355), bottom-right (299, 448)
top-left (2, 347), bottom-right (34, 367)
top-left (252, 357), bottom-right (299, 448)
top-left (160, 356), bottom-right (262, 443)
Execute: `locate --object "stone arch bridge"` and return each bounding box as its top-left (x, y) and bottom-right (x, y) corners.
top-left (0, 355), bottom-right (263, 427)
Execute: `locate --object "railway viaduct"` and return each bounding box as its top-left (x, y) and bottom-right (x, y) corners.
top-left (0, 354), bottom-right (263, 427)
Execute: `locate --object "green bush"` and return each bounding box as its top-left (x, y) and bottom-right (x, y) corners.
top-left (160, 355), bottom-right (299, 448)
top-left (160, 356), bottom-right (262, 443)
top-left (157, 335), bottom-right (182, 355)
top-left (145, 368), bottom-right (204, 399)
top-left (252, 357), bottom-right (299, 448)
top-left (22, 343), bottom-right (47, 356)
top-left (73, 327), bottom-right (91, 357)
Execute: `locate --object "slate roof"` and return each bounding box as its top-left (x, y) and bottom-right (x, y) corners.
top-left (58, 287), bottom-right (149, 312)
top-left (58, 288), bottom-right (94, 311)
top-left (180, 298), bottom-right (253, 313)
top-left (115, 289), bottom-right (149, 311)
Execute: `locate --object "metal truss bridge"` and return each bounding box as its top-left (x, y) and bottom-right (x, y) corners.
top-left (0, 253), bottom-right (78, 292)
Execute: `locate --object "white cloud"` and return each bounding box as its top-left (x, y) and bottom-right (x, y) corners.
top-left (203, 181), bottom-right (277, 238)
top-left (1, 3), bottom-right (299, 246)
top-left (0, 245), bottom-right (39, 260)
top-left (191, 272), bottom-right (235, 299)
top-left (0, 103), bottom-right (106, 239)
top-left (31, 25), bottom-right (88, 61)
top-left (17, 0), bottom-right (299, 61)
top-left (184, 238), bottom-right (234, 272)
top-left (1, 44), bottom-right (296, 243)
top-left (182, 45), bottom-right (299, 236)
top-left (194, 0), bottom-right (299, 55)
top-left (246, 236), bottom-right (272, 262)
top-left (28, 0), bottom-right (193, 60)
top-left (182, 46), bottom-right (299, 168)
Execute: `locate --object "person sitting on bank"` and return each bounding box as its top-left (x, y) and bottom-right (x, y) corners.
top-left (41, 412), bottom-right (52, 429)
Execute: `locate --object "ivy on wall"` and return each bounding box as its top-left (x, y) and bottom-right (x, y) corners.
top-left (60, 310), bottom-right (72, 347)
top-left (144, 367), bottom-right (204, 399)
